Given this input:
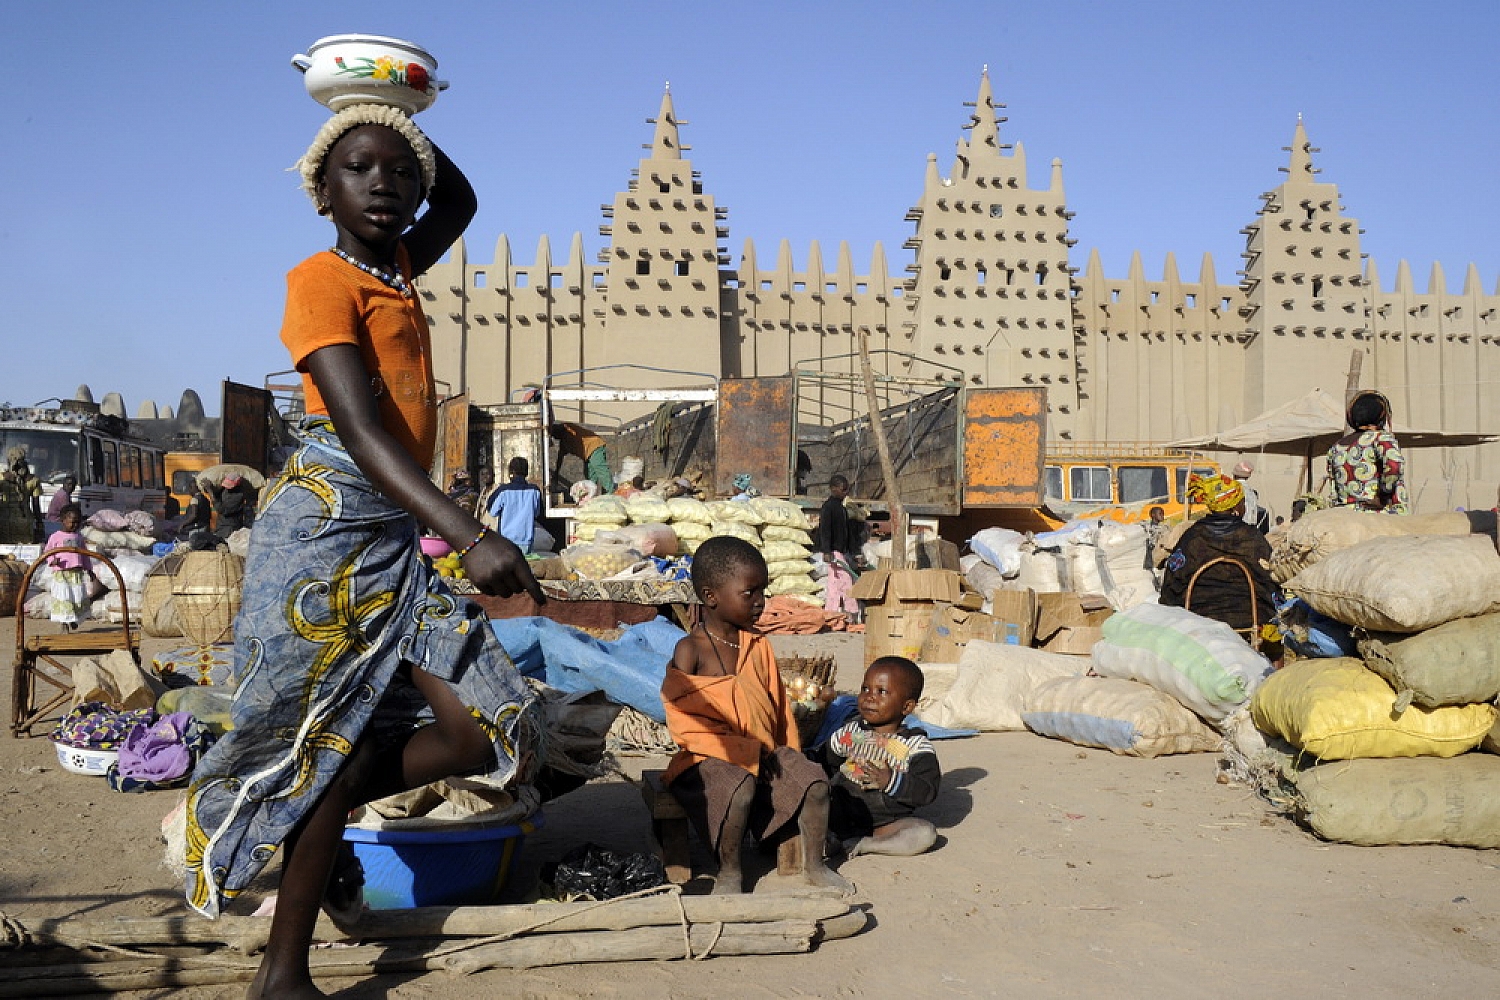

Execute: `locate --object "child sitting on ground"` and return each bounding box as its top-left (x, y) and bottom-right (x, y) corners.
top-left (823, 656), bottom-right (940, 857)
top-left (661, 536), bottom-right (851, 894)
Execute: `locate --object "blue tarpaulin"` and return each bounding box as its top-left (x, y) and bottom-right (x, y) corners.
top-left (490, 616), bottom-right (685, 722)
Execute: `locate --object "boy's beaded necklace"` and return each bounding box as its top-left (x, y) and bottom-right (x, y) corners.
top-left (329, 247), bottom-right (413, 299)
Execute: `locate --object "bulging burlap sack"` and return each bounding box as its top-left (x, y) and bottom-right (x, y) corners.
top-left (1359, 612), bottom-right (1500, 710)
top-left (1269, 507), bottom-right (1471, 584)
top-left (1022, 674), bottom-right (1222, 758)
top-left (1285, 534), bottom-right (1500, 632)
top-left (1295, 755), bottom-right (1500, 848)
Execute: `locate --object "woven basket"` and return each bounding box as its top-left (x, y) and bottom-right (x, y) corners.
top-left (173, 550), bottom-right (245, 647)
top-left (0, 556), bottom-right (24, 618)
top-left (780, 655), bottom-right (837, 747)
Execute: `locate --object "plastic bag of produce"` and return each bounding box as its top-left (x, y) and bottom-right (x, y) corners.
top-left (766, 574), bottom-right (820, 596)
top-left (766, 559), bottom-right (813, 579)
top-left (605, 523), bottom-right (679, 558)
top-left (669, 519), bottom-right (711, 542)
top-left (1286, 534), bottom-right (1500, 632)
top-left (1359, 612), bottom-right (1500, 710)
top-left (562, 540), bottom-right (643, 580)
top-left (1022, 675), bottom-right (1222, 758)
top-left (761, 525), bottom-right (814, 545)
top-left (1295, 755), bottom-right (1500, 848)
top-left (1092, 603), bottom-right (1272, 722)
top-left (1250, 657), bottom-right (1496, 760)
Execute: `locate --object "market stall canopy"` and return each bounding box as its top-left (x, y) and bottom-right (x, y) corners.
top-left (1167, 389), bottom-right (1500, 453)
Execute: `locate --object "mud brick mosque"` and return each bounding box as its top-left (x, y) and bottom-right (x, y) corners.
top-left (415, 70), bottom-right (1500, 517)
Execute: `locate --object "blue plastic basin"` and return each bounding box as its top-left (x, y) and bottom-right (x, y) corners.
top-left (342, 812), bottom-right (543, 910)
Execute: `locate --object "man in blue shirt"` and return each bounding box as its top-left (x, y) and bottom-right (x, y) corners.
top-left (488, 456), bottom-right (543, 553)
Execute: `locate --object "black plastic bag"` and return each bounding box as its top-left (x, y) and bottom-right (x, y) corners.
top-left (544, 843), bottom-right (667, 900)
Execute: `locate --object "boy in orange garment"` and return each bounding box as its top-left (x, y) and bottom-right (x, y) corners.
top-left (661, 536), bottom-right (851, 894)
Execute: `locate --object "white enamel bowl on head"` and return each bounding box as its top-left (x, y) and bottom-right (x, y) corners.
top-left (291, 34), bottom-right (447, 116)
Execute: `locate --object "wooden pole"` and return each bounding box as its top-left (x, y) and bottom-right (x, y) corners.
top-left (16, 893), bottom-right (851, 954)
top-left (855, 327), bottom-right (907, 569)
top-left (1343, 349), bottom-right (1364, 432)
top-left (0, 911), bottom-right (869, 996)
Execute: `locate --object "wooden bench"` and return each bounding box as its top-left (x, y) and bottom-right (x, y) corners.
top-left (640, 769), bottom-right (802, 884)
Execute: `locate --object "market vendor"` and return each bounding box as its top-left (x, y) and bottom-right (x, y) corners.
top-left (549, 420), bottom-right (615, 493)
top-left (211, 473), bottom-right (257, 538)
top-left (1159, 474), bottom-right (1280, 658)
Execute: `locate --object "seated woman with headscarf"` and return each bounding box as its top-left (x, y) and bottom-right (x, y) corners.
top-left (1159, 474), bottom-right (1280, 657)
top-left (1326, 390), bottom-right (1408, 514)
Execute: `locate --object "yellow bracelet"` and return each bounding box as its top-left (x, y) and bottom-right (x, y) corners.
top-left (456, 526), bottom-right (490, 559)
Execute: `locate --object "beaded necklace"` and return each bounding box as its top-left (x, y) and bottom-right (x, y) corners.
top-left (329, 247), bottom-right (413, 299)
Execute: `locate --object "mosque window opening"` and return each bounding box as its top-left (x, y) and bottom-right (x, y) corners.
top-left (976, 268), bottom-right (987, 286)
top-left (826, 282), bottom-right (838, 294)
top-left (658, 182), bottom-right (670, 194)
top-left (794, 282), bottom-right (807, 292)
top-left (857, 282), bottom-right (868, 293)
top-left (473, 271), bottom-right (487, 288)
top-left (550, 273), bottom-right (564, 289)
top-left (676, 260), bottom-right (691, 277)
top-left (636, 259), bottom-right (651, 276)
top-left (761, 280), bottom-right (773, 291)
top-left (515, 273), bottom-right (529, 288)
top-left (692, 181), bottom-right (703, 194)
top-left (940, 267), bottom-right (952, 281)
top-left (1186, 294), bottom-right (1196, 307)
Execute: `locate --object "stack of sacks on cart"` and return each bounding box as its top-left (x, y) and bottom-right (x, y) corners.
top-left (561, 493), bottom-right (820, 600)
top-left (1253, 511), bottom-right (1500, 848)
top-left (962, 519), bottom-right (1158, 615)
top-left (22, 508), bottom-right (169, 624)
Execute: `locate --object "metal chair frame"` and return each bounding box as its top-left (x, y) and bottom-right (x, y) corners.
top-left (1183, 555), bottom-right (1262, 651)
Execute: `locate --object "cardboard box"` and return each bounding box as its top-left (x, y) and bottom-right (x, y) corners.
top-left (864, 605), bottom-right (940, 667)
top-left (877, 537), bottom-right (961, 572)
top-left (919, 604), bottom-right (1010, 663)
top-left (1033, 591), bottom-right (1113, 655)
top-left (851, 569), bottom-right (963, 607)
top-left (988, 588), bottom-right (1039, 648)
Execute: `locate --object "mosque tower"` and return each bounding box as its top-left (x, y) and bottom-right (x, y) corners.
top-left (901, 68), bottom-right (1079, 437)
top-left (594, 86), bottom-right (729, 384)
top-left (1238, 117), bottom-right (1367, 417)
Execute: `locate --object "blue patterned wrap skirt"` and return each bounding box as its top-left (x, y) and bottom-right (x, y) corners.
top-left (183, 418), bottom-right (537, 918)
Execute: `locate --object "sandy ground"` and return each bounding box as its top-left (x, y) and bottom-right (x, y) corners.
top-left (3, 617), bottom-right (1500, 999)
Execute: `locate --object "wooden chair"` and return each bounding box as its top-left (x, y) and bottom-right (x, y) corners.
top-left (640, 769), bottom-right (802, 884)
top-left (1183, 555), bottom-right (1262, 651)
top-left (11, 547), bottom-right (140, 738)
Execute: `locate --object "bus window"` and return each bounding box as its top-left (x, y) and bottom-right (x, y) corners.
top-left (154, 453), bottom-right (166, 489)
top-left (101, 440), bottom-right (120, 487)
top-left (1070, 466), bottom-right (1112, 503)
top-left (121, 446), bottom-right (139, 488)
top-left (87, 437), bottom-right (105, 485)
top-left (1044, 465), bottom-right (1064, 499)
top-left (1118, 465), bottom-right (1169, 504)
top-left (1174, 466), bottom-right (1219, 502)
top-left (172, 470), bottom-right (198, 496)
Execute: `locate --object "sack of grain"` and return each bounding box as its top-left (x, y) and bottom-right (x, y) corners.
top-left (762, 540), bottom-right (811, 563)
top-left (623, 495), bottom-right (672, 525)
top-left (669, 519), bottom-right (712, 542)
top-left (706, 500), bottom-right (764, 526)
top-left (709, 520), bottom-right (761, 545)
top-left (920, 640), bottom-right (1087, 732)
top-left (1092, 603), bottom-right (1272, 722)
top-left (1285, 534), bottom-right (1500, 632)
top-left (761, 525), bottom-right (814, 545)
top-left (666, 497), bottom-right (711, 524)
top-left (749, 497), bottom-right (811, 530)
top-left (1358, 612), bottom-right (1500, 709)
top-left (1295, 755), bottom-right (1500, 848)
top-left (1268, 507), bottom-right (1471, 584)
top-left (1012, 544), bottom-right (1064, 593)
top-left (766, 574), bottom-right (820, 596)
top-left (573, 495), bottom-right (628, 524)
top-left (1250, 657), bottom-right (1496, 760)
top-left (1022, 675), bottom-right (1222, 758)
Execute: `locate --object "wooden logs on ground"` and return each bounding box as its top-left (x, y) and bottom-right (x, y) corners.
top-left (0, 888), bottom-right (868, 996)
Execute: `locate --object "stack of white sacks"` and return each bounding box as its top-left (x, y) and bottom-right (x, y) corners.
top-left (919, 602), bottom-right (1273, 759)
top-left (1250, 508), bottom-right (1500, 848)
top-left (962, 519), bottom-right (1158, 615)
top-left (562, 492), bottom-right (819, 597)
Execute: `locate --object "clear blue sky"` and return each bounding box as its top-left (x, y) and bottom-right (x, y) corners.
top-left (10, 1), bottom-right (1498, 416)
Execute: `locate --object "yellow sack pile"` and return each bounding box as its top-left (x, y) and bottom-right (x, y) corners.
top-left (1251, 658), bottom-right (1496, 760)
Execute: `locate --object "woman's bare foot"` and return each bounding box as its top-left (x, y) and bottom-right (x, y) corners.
top-left (711, 863), bottom-right (745, 894)
top-left (247, 966), bottom-right (326, 998)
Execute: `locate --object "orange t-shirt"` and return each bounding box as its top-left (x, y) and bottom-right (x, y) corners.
top-left (279, 248), bottom-right (438, 468)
